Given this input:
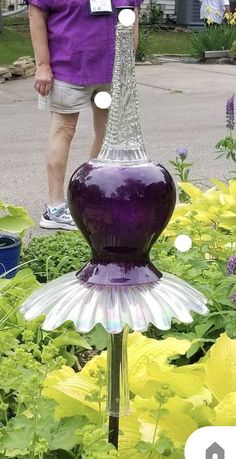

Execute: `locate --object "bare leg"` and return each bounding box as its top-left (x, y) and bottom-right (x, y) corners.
top-left (47, 112), bottom-right (79, 206)
top-left (90, 101), bottom-right (108, 159)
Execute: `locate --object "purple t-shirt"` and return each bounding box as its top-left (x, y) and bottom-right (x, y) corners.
top-left (28, 0), bottom-right (142, 85)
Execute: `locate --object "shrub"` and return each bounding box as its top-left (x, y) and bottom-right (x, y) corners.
top-left (22, 231), bottom-right (91, 283)
top-left (139, 1), bottom-right (164, 28)
top-left (190, 26), bottom-right (236, 60)
top-left (136, 28), bottom-right (150, 61)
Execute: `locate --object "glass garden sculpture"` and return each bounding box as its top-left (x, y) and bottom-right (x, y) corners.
top-left (21, 13), bottom-right (208, 449)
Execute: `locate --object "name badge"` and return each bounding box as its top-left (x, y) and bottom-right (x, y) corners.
top-left (89, 0), bottom-right (113, 15)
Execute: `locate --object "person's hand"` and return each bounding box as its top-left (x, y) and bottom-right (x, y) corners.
top-left (34, 63), bottom-right (53, 96)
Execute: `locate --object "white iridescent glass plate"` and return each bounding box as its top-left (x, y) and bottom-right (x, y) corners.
top-left (20, 272), bottom-right (208, 334)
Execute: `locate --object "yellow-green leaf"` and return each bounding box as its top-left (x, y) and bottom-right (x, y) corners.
top-left (211, 179), bottom-right (229, 193)
top-left (178, 183), bottom-right (202, 200)
top-left (213, 393), bottom-right (236, 425)
top-left (205, 333), bottom-right (236, 401)
top-left (43, 365), bottom-right (105, 423)
top-left (119, 412), bottom-right (145, 459)
top-left (159, 412), bottom-right (198, 447)
top-left (139, 360), bottom-right (206, 400)
top-left (128, 333), bottom-right (191, 395)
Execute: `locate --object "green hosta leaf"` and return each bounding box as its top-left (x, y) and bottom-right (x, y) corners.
top-left (0, 204), bottom-right (34, 234)
top-left (53, 331), bottom-right (92, 350)
top-left (186, 341), bottom-right (202, 359)
top-left (195, 322), bottom-right (214, 339)
top-left (87, 324), bottom-right (108, 350)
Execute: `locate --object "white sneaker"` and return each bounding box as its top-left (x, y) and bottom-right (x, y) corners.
top-left (40, 204), bottom-right (76, 231)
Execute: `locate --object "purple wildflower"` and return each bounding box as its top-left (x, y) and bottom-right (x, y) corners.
top-left (231, 293), bottom-right (236, 303)
top-left (176, 147), bottom-right (188, 160)
top-left (226, 94), bottom-right (235, 132)
top-left (227, 255), bottom-right (236, 275)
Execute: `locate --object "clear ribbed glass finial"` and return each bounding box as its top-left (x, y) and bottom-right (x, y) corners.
top-left (98, 23), bottom-right (147, 162)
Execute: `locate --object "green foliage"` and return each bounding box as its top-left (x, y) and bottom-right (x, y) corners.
top-left (0, 397), bottom-right (118, 458)
top-left (216, 136), bottom-right (236, 176)
top-left (0, 267), bottom-right (113, 458)
top-left (87, 324), bottom-right (108, 351)
top-left (150, 239), bottom-right (236, 361)
top-left (229, 38), bottom-right (236, 57)
top-left (43, 333), bottom-right (236, 458)
top-left (1, 88), bottom-right (236, 457)
top-left (0, 268), bottom-right (92, 369)
top-left (148, 2), bottom-right (164, 27)
top-left (169, 148), bottom-right (192, 203)
top-left (0, 201), bottom-right (34, 236)
top-left (190, 27), bottom-right (236, 60)
top-left (22, 231), bottom-right (91, 283)
top-left (0, 268), bottom-right (40, 330)
top-left (149, 179), bottom-right (236, 361)
top-left (139, 2), bottom-right (164, 28)
top-left (136, 28), bottom-right (150, 61)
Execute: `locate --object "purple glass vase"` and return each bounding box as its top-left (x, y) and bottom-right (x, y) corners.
top-left (68, 23), bottom-right (176, 286)
top-left (68, 161), bottom-right (175, 286)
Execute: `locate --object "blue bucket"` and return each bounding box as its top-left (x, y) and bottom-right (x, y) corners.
top-left (0, 235), bottom-right (21, 279)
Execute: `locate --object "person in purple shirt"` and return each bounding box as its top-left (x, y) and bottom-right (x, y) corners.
top-left (27, 0), bottom-right (141, 230)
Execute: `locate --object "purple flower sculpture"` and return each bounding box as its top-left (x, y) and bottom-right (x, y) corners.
top-left (20, 17), bottom-right (208, 449)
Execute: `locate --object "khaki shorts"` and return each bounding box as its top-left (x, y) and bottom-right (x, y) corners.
top-left (49, 79), bottom-right (111, 114)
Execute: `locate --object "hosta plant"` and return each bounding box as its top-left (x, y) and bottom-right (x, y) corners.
top-left (167, 179), bottom-right (236, 236)
top-left (0, 201), bottom-right (34, 236)
top-left (42, 332), bottom-right (236, 459)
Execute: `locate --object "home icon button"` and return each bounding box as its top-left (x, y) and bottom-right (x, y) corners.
top-left (206, 442), bottom-right (225, 459)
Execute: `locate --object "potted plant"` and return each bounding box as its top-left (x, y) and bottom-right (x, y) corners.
top-left (0, 200), bottom-right (34, 278)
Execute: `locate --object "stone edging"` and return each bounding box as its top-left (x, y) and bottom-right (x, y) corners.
top-left (0, 56), bottom-right (35, 84)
